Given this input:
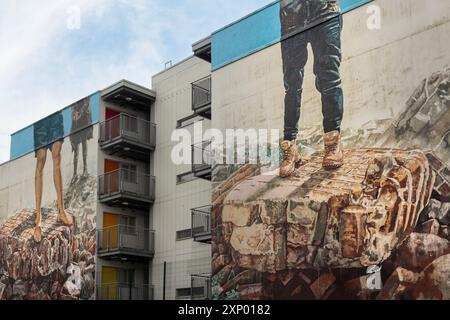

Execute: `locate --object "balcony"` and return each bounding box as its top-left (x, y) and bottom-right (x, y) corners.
top-left (98, 225), bottom-right (155, 261)
top-left (192, 36), bottom-right (211, 63)
top-left (191, 205), bottom-right (212, 243)
top-left (101, 80), bottom-right (156, 111)
top-left (192, 141), bottom-right (212, 180)
top-left (97, 283), bottom-right (154, 300)
top-left (192, 76), bottom-right (211, 119)
top-left (99, 113), bottom-right (156, 161)
top-left (191, 274), bottom-right (211, 300)
top-left (98, 169), bottom-right (156, 210)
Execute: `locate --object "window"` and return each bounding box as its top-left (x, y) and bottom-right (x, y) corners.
top-left (176, 172), bottom-right (196, 185)
top-left (118, 269), bottom-right (135, 286)
top-left (176, 288), bottom-right (191, 299)
top-left (121, 164), bottom-right (137, 183)
top-left (192, 286), bottom-right (205, 297)
top-left (176, 228), bottom-right (192, 241)
top-left (120, 216), bottom-right (136, 235)
top-left (175, 287), bottom-right (205, 299)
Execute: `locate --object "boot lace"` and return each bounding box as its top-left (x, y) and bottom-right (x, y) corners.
top-left (325, 143), bottom-right (338, 154)
top-left (283, 147), bottom-right (293, 160)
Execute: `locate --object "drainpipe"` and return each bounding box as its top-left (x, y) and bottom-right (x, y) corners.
top-left (163, 261), bottom-right (166, 300)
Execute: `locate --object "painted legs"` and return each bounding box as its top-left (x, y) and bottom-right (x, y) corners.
top-left (34, 148), bottom-right (47, 242)
top-left (34, 141), bottom-right (73, 242)
top-left (72, 140), bottom-right (88, 182)
top-left (281, 15), bottom-right (344, 141)
top-left (51, 141), bottom-right (74, 227)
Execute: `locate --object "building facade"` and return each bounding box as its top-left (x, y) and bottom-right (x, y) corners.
top-left (151, 56), bottom-right (212, 300)
top-left (1, 0), bottom-right (450, 300)
top-left (0, 69), bottom-right (212, 299)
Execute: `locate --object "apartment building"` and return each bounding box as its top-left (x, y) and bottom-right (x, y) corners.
top-left (150, 56), bottom-right (212, 300)
top-left (95, 81), bottom-right (157, 300)
top-left (0, 63), bottom-right (212, 300)
top-left (1, 0), bottom-right (448, 301)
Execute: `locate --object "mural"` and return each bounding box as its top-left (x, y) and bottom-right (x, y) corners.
top-left (33, 110), bottom-right (74, 243)
top-left (0, 97), bottom-right (97, 300)
top-left (211, 0), bottom-right (450, 300)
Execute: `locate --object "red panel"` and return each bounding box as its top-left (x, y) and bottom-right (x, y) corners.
top-left (105, 108), bottom-right (120, 120)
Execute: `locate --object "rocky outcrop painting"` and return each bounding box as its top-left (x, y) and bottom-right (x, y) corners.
top-left (211, 68), bottom-right (450, 300)
top-left (0, 175), bottom-right (96, 300)
top-left (212, 151), bottom-right (450, 299)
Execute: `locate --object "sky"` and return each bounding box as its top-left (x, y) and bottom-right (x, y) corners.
top-left (0, 0), bottom-right (271, 163)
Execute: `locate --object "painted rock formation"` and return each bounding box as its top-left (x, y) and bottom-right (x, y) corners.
top-left (0, 175), bottom-right (96, 300)
top-left (219, 149), bottom-right (434, 272)
top-left (211, 149), bottom-right (450, 299)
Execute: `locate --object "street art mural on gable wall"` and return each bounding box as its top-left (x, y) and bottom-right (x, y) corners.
top-left (211, 0), bottom-right (450, 300)
top-left (0, 94), bottom-right (99, 300)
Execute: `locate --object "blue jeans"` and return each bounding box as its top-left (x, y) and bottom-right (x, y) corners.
top-left (34, 111), bottom-right (64, 155)
top-left (281, 15), bottom-right (344, 141)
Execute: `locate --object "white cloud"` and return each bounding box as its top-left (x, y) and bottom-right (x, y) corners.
top-left (0, 0), bottom-right (109, 162)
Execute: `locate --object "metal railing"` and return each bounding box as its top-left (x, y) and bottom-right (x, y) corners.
top-left (191, 205), bottom-right (212, 238)
top-left (98, 169), bottom-right (156, 201)
top-left (98, 225), bottom-right (155, 255)
top-left (97, 283), bottom-right (154, 300)
top-left (99, 113), bottom-right (156, 148)
top-left (191, 140), bottom-right (212, 174)
top-left (191, 274), bottom-right (211, 300)
top-left (192, 76), bottom-right (211, 112)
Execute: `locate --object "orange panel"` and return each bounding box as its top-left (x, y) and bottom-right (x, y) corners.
top-left (102, 213), bottom-right (119, 251)
top-left (104, 160), bottom-right (120, 193)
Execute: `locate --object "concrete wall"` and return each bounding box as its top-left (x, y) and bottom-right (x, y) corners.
top-left (151, 56), bottom-right (212, 300)
top-left (212, 0), bottom-right (450, 134)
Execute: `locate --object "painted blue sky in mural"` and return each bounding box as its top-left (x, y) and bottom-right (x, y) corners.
top-left (0, 0), bottom-right (270, 163)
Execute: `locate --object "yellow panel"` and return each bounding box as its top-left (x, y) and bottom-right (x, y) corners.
top-left (101, 267), bottom-right (117, 300)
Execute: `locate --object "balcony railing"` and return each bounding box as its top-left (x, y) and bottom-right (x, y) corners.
top-left (192, 76), bottom-right (211, 119)
top-left (191, 205), bottom-right (212, 243)
top-left (191, 274), bottom-right (211, 300)
top-left (98, 169), bottom-right (155, 208)
top-left (191, 140), bottom-right (212, 180)
top-left (98, 225), bottom-right (155, 259)
top-left (97, 283), bottom-right (154, 300)
top-left (99, 113), bottom-right (156, 160)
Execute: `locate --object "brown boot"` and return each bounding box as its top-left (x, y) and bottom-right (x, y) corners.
top-left (280, 140), bottom-right (302, 178)
top-left (323, 130), bottom-right (344, 170)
